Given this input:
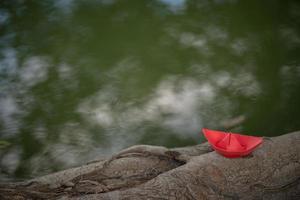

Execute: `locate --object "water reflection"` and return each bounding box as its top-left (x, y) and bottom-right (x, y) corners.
top-left (54, 0), bottom-right (75, 14)
top-left (0, 9), bottom-right (9, 25)
top-left (0, 48), bottom-right (17, 77)
top-left (0, 0), bottom-right (300, 181)
top-left (20, 57), bottom-right (50, 87)
top-left (159, 0), bottom-right (186, 12)
top-left (0, 96), bottom-right (21, 137)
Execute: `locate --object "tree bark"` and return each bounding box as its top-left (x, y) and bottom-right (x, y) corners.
top-left (0, 131), bottom-right (299, 200)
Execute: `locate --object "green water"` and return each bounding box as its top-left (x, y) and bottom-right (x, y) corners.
top-left (0, 0), bottom-right (300, 181)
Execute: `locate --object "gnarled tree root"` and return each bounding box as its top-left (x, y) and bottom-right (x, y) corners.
top-left (0, 131), bottom-right (299, 200)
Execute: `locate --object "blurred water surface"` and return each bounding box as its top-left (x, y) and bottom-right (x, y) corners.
top-left (0, 0), bottom-right (300, 180)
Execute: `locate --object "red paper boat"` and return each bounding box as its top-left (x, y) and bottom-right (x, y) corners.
top-left (202, 128), bottom-right (263, 158)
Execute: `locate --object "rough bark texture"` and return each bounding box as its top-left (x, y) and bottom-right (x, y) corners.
top-left (0, 131), bottom-right (299, 200)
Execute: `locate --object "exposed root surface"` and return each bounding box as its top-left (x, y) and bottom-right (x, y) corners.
top-left (1, 132), bottom-right (299, 200)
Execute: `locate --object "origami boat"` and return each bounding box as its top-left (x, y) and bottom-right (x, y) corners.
top-left (202, 128), bottom-right (263, 158)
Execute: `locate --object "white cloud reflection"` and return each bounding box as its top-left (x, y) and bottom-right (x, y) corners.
top-left (231, 39), bottom-right (249, 56)
top-left (0, 9), bottom-right (9, 25)
top-left (149, 78), bottom-right (214, 135)
top-left (20, 56), bottom-right (49, 87)
top-left (0, 96), bottom-right (21, 137)
top-left (78, 77), bottom-right (214, 139)
top-left (159, 0), bottom-right (186, 12)
top-left (206, 25), bottom-right (228, 42)
top-left (280, 27), bottom-right (300, 49)
top-left (230, 70), bottom-right (261, 97)
top-left (0, 54), bottom-right (51, 139)
top-left (0, 48), bottom-right (18, 76)
top-left (0, 147), bottom-right (21, 176)
top-left (54, 0), bottom-right (76, 14)
top-left (179, 32), bottom-right (211, 55)
top-left (280, 65), bottom-right (300, 86)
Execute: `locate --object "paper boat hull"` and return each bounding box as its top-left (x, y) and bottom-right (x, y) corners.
top-left (202, 128), bottom-right (263, 158)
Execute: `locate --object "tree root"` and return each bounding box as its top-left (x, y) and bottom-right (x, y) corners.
top-left (0, 131), bottom-right (299, 200)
